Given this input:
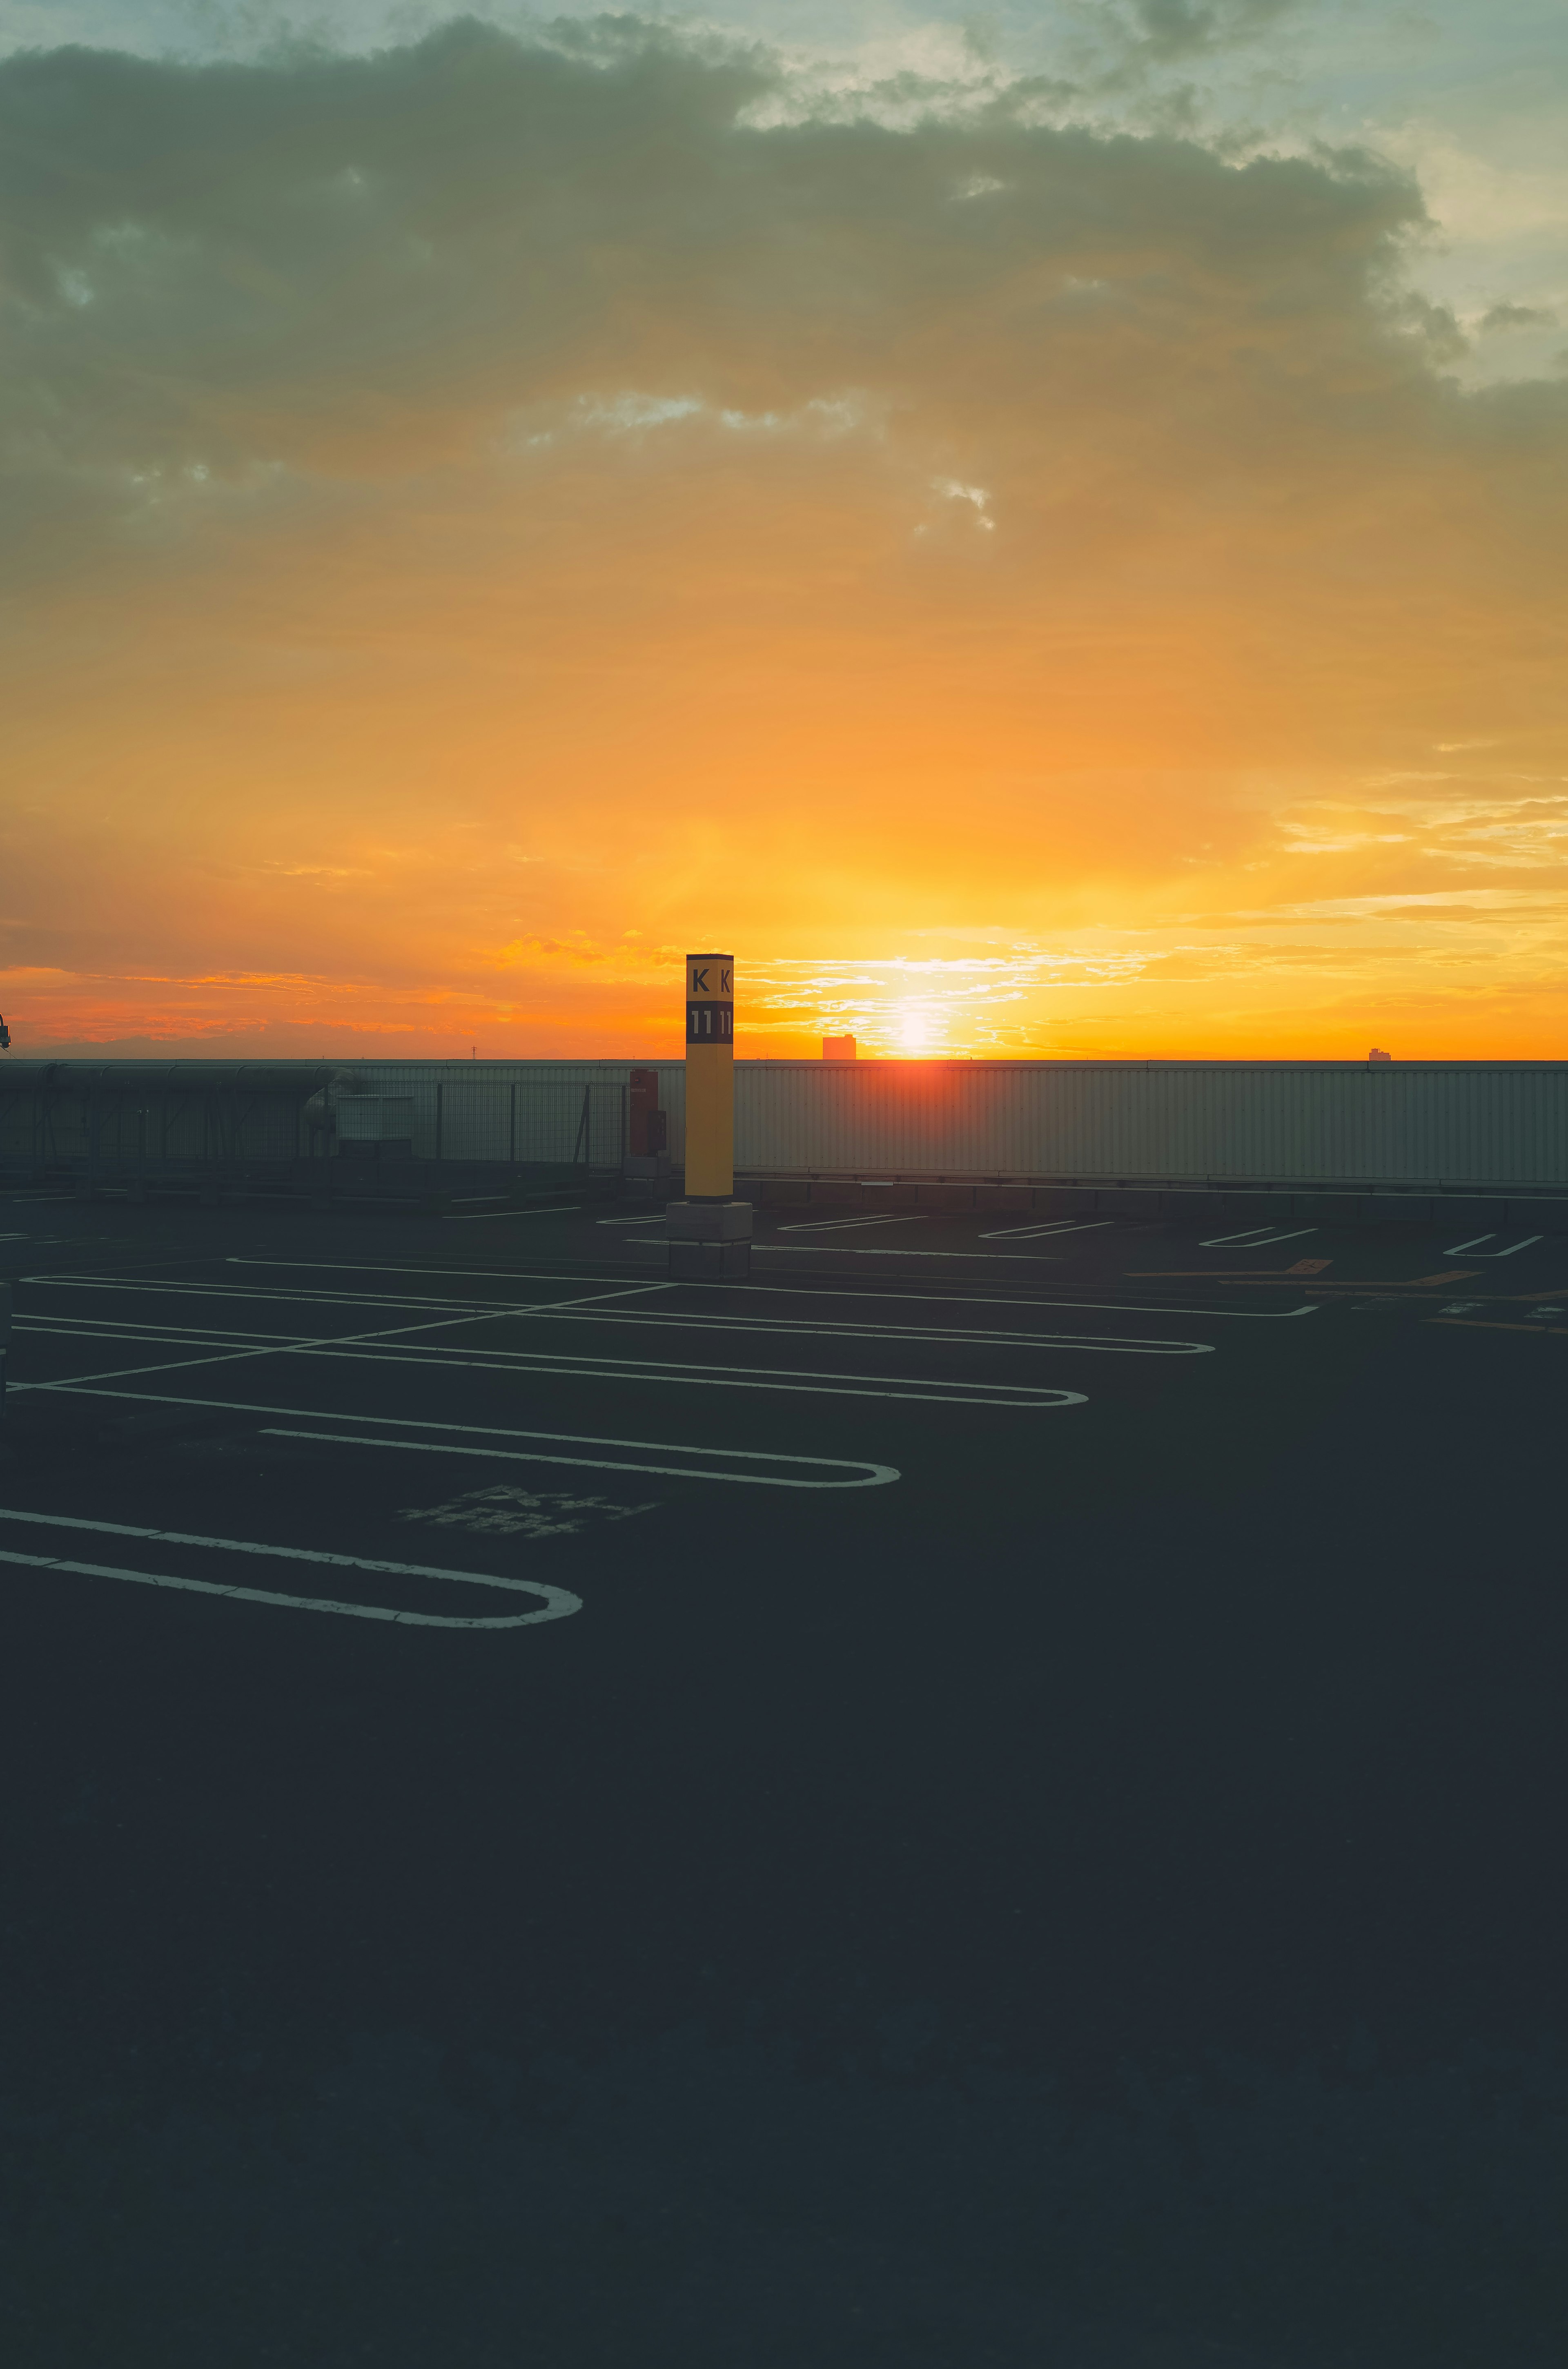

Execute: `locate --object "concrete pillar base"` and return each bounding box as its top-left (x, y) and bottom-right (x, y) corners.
top-left (666, 1199), bottom-right (752, 1281)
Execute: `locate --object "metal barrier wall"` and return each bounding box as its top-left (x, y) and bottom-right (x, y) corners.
top-left (330, 1059), bottom-right (1568, 1189)
top-left (0, 1063), bottom-right (336, 1183)
top-left (727, 1061), bottom-right (1568, 1189)
top-left (5, 1059), bottom-right (1566, 1192)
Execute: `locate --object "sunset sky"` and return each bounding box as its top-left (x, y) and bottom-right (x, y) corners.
top-left (2, 2), bottom-right (1565, 1060)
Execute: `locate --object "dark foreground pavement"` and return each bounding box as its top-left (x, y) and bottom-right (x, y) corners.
top-left (0, 1188), bottom-right (1564, 2366)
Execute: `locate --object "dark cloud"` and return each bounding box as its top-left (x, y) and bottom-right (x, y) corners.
top-left (0, 17), bottom-right (1505, 566)
top-left (1480, 300), bottom-right (1557, 332)
top-left (1096, 0), bottom-right (1303, 64)
top-left (0, 6), bottom-right (1563, 755)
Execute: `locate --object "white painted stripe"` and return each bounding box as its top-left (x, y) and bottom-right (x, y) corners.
top-left (258, 1426), bottom-right (908, 1487)
top-left (271, 1346), bottom-right (1089, 1407)
top-left (14, 1270), bottom-right (1205, 1353)
top-left (555, 1316), bottom-right (1203, 1355)
top-left (597, 1215), bottom-right (666, 1225)
top-left (35, 1275), bottom-right (514, 1315)
top-left (978, 1219), bottom-right (1114, 1240)
top-left (1199, 1226), bottom-right (1316, 1248)
top-left (443, 1205), bottom-right (580, 1222)
top-left (16, 1315), bottom-right (304, 1344)
top-left (777, 1214), bottom-right (929, 1234)
top-left (17, 1317), bottom-right (1094, 1403)
top-left (216, 1257), bottom-right (1312, 1321)
top-left (30, 1275), bottom-right (670, 1322)
top-left (16, 1302), bottom-right (1207, 1361)
top-left (30, 1386), bottom-right (902, 1488)
top-left (14, 1281), bottom-right (670, 1391)
top-left (688, 1281), bottom-right (1309, 1324)
top-left (753, 1246), bottom-right (1068, 1261)
top-left (1443, 1233), bottom-right (1542, 1258)
top-left (0, 1546), bottom-right (577, 1629)
top-left (25, 1259), bottom-right (1294, 1331)
top-left (0, 1506), bottom-right (577, 1627)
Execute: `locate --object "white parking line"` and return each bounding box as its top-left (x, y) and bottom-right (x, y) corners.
top-left (258, 1426), bottom-right (909, 1486)
top-left (38, 1255), bottom-right (1309, 1323)
top-left (7, 1288), bottom-right (658, 1393)
top-left (1198, 1226), bottom-right (1317, 1248)
top-left (754, 1246), bottom-right (1068, 1261)
top-left (25, 1386), bottom-right (901, 1488)
top-left (16, 1282), bottom-right (1212, 1356)
top-left (16, 1316), bottom-right (1093, 1404)
top-left (443, 1205), bottom-right (580, 1222)
top-left (979, 1219), bottom-right (1115, 1240)
top-left (776, 1214), bottom-right (929, 1233)
top-left (13, 1280), bottom-right (670, 1390)
top-left (0, 1507), bottom-right (579, 1629)
top-left (1443, 1233), bottom-right (1543, 1258)
top-left (597, 1215), bottom-right (666, 1225)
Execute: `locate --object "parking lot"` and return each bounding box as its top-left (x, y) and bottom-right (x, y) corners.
top-left (2, 1187), bottom-right (1565, 2365)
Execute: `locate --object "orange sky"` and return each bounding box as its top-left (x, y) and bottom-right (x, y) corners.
top-left (2, 22), bottom-right (1566, 1062)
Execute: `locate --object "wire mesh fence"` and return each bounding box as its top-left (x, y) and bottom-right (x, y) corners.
top-left (0, 1065), bottom-right (627, 1199)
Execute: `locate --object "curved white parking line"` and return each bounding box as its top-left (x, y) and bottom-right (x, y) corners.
top-left (0, 1507), bottom-right (579, 1629)
top-left (258, 1426), bottom-right (907, 1487)
top-left (29, 1384), bottom-right (902, 1489)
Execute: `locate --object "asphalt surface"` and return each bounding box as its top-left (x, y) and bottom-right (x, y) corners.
top-left (1, 1187), bottom-right (1565, 2366)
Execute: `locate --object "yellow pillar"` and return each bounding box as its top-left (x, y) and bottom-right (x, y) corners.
top-left (683, 952), bottom-right (735, 1199)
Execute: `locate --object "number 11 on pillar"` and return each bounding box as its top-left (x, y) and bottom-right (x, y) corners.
top-left (684, 953), bottom-right (734, 1200)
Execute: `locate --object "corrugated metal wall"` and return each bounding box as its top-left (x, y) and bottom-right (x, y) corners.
top-left (328, 1059), bottom-right (1568, 1188)
top-left (727, 1062), bottom-right (1568, 1187)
